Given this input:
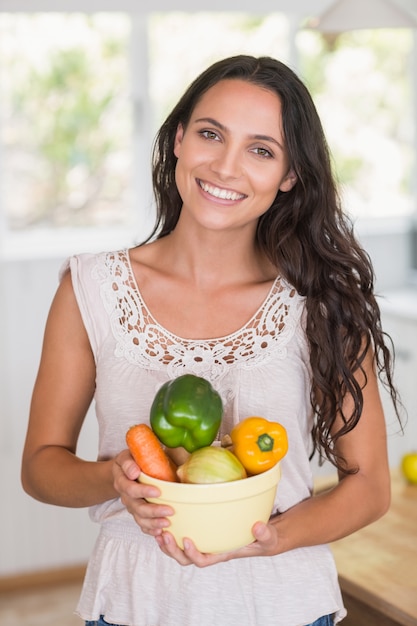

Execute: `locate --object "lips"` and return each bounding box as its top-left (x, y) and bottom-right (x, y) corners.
top-left (198, 179), bottom-right (246, 201)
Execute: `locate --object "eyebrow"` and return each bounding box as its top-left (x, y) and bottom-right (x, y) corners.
top-left (193, 117), bottom-right (284, 151)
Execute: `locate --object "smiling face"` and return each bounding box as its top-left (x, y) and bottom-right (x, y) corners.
top-left (173, 79), bottom-right (296, 237)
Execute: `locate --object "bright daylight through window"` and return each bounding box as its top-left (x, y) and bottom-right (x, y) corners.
top-left (0, 11), bottom-right (414, 249)
top-left (0, 13), bottom-right (132, 232)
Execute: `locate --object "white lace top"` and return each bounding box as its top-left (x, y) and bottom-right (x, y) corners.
top-left (63, 250), bottom-right (346, 626)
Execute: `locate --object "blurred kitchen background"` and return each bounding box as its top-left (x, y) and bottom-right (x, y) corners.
top-left (1, 0), bottom-right (417, 590)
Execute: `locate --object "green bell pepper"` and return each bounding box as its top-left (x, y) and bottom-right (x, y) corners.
top-left (150, 374), bottom-right (223, 453)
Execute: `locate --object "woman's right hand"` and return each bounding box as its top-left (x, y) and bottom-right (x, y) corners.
top-left (112, 449), bottom-right (174, 536)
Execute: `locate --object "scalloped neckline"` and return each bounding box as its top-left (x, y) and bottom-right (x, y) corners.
top-left (124, 248), bottom-right (282, 343)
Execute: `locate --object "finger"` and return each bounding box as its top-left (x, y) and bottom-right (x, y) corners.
top-left (120, 479), bottom-right (160, 502)
top-left (252, 521), bottom-right (270, 543)
top-left (250, 522), bottom-right (279, 555)
top-left (114, 452), bottom-right (141, 481)
top-left (181, 532), bottom-right (266, 565)
top-left (131, 499), bottom-right (175, 535)
top-left (131, 511), bottom-right (170, 536)
top-left (156, 531), bottom-right (194, 565)
top-left (181, 538), bottom-right (237, 568)
top-left (137, 500), bottom-right (174, 522)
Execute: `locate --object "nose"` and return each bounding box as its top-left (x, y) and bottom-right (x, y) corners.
top-left (210, 144), bottom-right (243, 180)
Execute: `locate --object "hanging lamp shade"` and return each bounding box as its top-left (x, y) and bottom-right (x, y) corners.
top-left (308, 0), bottom-right (417, 32)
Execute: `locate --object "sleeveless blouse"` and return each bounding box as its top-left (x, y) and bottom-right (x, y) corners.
top-left (62, 250), bottom-right (346, 626)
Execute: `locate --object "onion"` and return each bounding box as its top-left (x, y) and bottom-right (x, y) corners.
top-left (177, 446), bottom-right (247, 484)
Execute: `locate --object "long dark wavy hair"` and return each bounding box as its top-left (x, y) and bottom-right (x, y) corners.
top-left (148, 54), bottom-right (402, 472)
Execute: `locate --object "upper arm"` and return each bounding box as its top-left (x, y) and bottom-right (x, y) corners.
top-left (23, 269), bottom-right (96, 463)
top-left (333, 348), bottom-right (390, 503)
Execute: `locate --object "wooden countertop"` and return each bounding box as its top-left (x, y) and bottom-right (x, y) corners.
top-left (317, 470), bottom-right (417, 626)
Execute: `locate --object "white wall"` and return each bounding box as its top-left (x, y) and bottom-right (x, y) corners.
top-left (357, 218), bottom-right (412, 293)
top-left (0, 256), bottom-right (100, 576)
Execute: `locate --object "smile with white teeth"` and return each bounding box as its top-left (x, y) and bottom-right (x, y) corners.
top-left (198, 180), bottom-right (246, 201)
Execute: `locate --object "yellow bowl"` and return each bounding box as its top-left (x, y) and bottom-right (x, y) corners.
top-left (139, 462), bottom-right (281, 553)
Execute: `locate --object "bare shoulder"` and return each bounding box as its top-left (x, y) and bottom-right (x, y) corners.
top-left (45, 267), bottom-right (91, 351)
top-left (49, 268), bottom-right (79, 320)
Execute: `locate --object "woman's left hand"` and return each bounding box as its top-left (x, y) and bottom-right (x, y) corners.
top-left (154, 519), bottom-right (280, 566)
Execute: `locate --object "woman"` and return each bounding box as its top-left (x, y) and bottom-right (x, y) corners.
top-left (22, 55), bottom-right (400, 626)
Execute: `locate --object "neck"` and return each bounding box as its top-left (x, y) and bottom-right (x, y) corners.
top-left (159, 218), bottom-right (276, 290)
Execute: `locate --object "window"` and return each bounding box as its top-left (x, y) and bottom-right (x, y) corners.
top-left (297, 27), bottom-right (415, 221)
top-left (148, 12), bottom-right (291, 129)
top-left (0, 7), bottom-right (415, 258)
top-left (0, 10), bottom-right (292, 257)
top-left (0, 13), bottom-right (133, 234)
top-left (149, 17), bottom-right (415, 223)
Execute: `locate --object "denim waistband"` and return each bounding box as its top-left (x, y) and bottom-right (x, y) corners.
top-left (85, 614), bottom-right (334, 626)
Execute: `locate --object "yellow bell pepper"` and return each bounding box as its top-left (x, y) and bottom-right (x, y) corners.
top-left (230, 416), bottom-right (288, 475)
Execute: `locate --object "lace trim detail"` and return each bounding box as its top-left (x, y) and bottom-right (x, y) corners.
top-left (92, 250), bottom-right (303, 380)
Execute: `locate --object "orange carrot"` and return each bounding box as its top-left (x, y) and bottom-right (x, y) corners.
top-left (126, 423), bottom-right (178, 482)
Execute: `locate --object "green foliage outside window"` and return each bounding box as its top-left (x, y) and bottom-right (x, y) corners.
top-left (1, 13), bottom-right (131, 229)
top-left (0, 12), bottom-right (414, 231)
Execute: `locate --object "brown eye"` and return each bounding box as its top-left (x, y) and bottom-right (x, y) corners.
top-left (199, 130), bottom-right (219, 141)
top-left (253, 147), bottom-right (273, 159)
